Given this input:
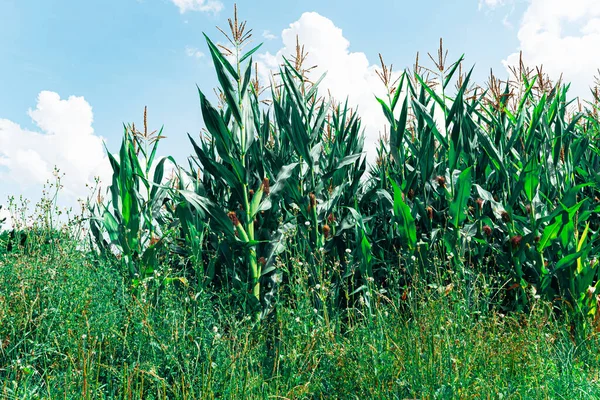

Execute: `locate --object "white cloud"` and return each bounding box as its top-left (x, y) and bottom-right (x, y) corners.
top-left (502, 13), bottom-right (513, 29)
top-left (170, 0), bottom-right (223, 14)
top-left (256, 12), bottom-right (398, 163)
top-left (185, 46), bottom-right (205, 59)
top-left (479, 0), bottom-right (508, 10)
top-left (503, 0), bottom-right (600, 98)
top-left (0, 91), bottom-right (110, 202)
top-left (262, 30), bottom-right (277, 40)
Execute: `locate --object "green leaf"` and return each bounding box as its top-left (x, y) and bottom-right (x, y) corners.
top-left (522, 158), bottom-right (539, 202)
top-left (390, 178), bottom-right (417, 250)
top-left (306, 72), bottom-right (327, 100)
top-left (240, 43), bottom-right (263, 63)
top-left (416, 73), bottom-right (446, 112)
top-left (203, 33), bottom-right (239, 80)
top-left (376, 96), bottom-right (395, 126)
top-left (269, 163), bottom-right (299, 196)
top-left (203, 39), bottom-right (243, 126)
top-left (553, 251), bottom-right (584, 273)
top-left (197, 88), bottom-right (235, 158)
top-left (449, 167), bottom-right (473, 229)
top-left (390, 95), bottom-right (408, 166)
top-left (443, 55), bottom-right (465, 89)
top-left (390, 72), bottom-right (406, 111)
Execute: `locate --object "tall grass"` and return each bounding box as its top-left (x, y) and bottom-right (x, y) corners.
top-left (2, 238), bottom-right (600, 398)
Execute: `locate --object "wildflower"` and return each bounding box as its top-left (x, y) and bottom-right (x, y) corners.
top-left (411, 255), bottom-right (416, 261)
top-left (295, 317), bottom-right (300, 323)
top-left (366, 276), bottom-right (374, 283)
top-left (345, 248), bottom-right (352, 254)
top-left (315, 284), bottom-right (321, 290)
top-left (531, 286), bottom-right (537, 296)
top-left (304, 221), bottom-right (310, 227)
top-left (271, 273), bottom-right (282, 284)
top-left (212, 326), bottom-right (218, 334)
top-left (81, 334), bottom-right (87, 340)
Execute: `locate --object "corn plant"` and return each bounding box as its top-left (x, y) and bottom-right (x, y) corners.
top-left (368, 49), bottom-right (600, 321)
top-left (88, 112), bottom-right (176, 290)
top-left (85, 11), bottom-right (600, 329)
top-left (177, 15), bottom-right (368, 316)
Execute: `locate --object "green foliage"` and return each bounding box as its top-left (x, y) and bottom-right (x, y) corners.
top-left (84, 27), bottom-right (600, 329)
top-left (2, 244), bottom-right (600, 398)
top-left (6, 11), bottom-right (600, 397)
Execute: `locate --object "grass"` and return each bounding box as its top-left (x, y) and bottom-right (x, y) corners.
top-left (2, 237), bottom-right (600, 399)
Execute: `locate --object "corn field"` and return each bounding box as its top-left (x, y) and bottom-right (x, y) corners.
top-left (86, 13), bottom-right (600, 328)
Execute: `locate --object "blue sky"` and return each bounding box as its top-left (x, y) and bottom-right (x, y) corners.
top-left (1, 0), bottom-right (598, 218)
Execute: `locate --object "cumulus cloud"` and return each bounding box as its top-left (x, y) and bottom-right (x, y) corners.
top-left (185, 46), bottom-right (205, 59)
top-left (262, 30), bottom-right (277, 40)
top-left (503, 0), bottom-right (600, 98)
top-left (0, 91), bottom-right (110, 202)
top-left (171, 0), bottom-right (223, 14)
top-left (256, 12), bottom-right (399, 163)
top-left (479, 0), bottom-right (507, 10)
